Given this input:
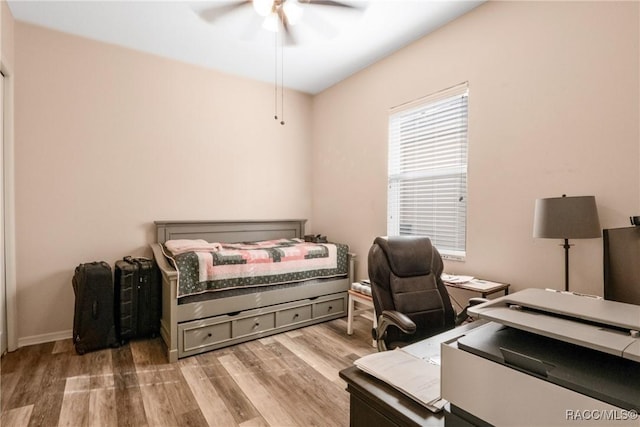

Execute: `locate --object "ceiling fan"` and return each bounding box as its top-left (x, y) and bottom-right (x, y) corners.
top-left (196, 0), bottom-right (361, 125)
top-left (197, 0), bottom-right (361, 45)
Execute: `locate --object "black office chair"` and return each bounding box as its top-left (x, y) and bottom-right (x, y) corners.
top-left (368, 236), bottom-right (484, 351)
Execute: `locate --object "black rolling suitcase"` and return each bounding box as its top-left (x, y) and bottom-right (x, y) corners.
top-left (114, 256), bottom-right (161, 344)
top-left (72, 262), bottom-right (119, 354)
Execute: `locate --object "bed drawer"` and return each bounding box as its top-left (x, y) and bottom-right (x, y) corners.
top-left (233, 313), bottom-right (275, 338)
top-left (312, 297), bottom-right (345, 319)
top-left (275, 304), bottom-right (312, 328)
top-left (182, 321), bottom-right (232, 353)
top-left (174, 290), bottom-right (348, 360)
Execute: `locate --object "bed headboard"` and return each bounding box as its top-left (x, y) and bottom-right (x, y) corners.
top-left (155, 220), bottom-right (307, 244)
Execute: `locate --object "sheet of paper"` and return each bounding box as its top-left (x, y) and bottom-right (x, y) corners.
top-left (465, 279), bottom-right (503, 291)
top-left (442, 274), bottom-right (474, 284)
top-left (354, 348), bottom-right (445, 411)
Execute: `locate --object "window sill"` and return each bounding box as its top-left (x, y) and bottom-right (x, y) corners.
top-left (442, 253), bottom-right (466, 262)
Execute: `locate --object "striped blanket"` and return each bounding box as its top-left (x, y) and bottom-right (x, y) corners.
top-left (165, 238), bottom-right (349, 298)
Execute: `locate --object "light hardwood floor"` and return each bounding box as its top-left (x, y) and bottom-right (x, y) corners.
top-left (1, 316), bottom-right (376, 427)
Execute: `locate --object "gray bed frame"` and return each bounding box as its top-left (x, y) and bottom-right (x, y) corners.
top-left (150, 219), bottom-right (354, 362)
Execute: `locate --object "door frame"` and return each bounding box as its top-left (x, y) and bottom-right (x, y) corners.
top-left (2, 59), bottom-right (16, 353)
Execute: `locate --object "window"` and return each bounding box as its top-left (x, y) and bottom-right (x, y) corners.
top-left (387, 83), bottom-right (468, 260)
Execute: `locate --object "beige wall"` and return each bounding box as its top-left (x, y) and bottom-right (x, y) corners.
top-left (311, 1), bottom-right (640, 297)
top-left (14, 23), bottom-right (313, 341)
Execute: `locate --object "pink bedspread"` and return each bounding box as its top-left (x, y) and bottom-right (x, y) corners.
top-left (164, 238), bottom-right (349, 297)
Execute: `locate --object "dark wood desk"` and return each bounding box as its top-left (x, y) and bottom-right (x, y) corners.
top-left (339, 365), bottom-right (444, 427)
top-left (339, 321), bottom-right (487, 427)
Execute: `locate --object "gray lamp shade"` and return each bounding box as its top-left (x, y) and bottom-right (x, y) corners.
top-left (533, 195), bottom-right (601, 239)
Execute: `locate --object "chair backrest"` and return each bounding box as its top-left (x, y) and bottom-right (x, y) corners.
top-left (368, 236), bottom-right (455, 346)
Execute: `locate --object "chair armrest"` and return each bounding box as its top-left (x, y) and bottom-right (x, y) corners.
top-left (380, 310), bottom-right (417, 334)
top-left (455, 297), bottom-right (490, 325)
top-left (373, 310), bottom-right (417, 351)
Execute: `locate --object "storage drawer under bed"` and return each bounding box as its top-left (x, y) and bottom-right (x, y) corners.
top-left (183, 321), bottom-right (232, 352)
top-left (276, 305), bottom-right (312, 327)
top-left (313, 297), bottom-right (344, 319)
top-left (233, 313), bottom-right (276, 338)
top-left (177, 292), bottom-right (347, 357)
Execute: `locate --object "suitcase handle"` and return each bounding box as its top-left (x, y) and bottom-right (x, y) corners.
top-left (92, 301), bottom-right (99, 319)
top-left (123, 256), bottom-right (151, 263)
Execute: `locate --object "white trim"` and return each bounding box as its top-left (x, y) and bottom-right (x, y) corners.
top-left (1, 58), bottom-right (16, 352)
top-left (0, 71), bottom-right (4, 356)
top-left (18, 329), bottom-right (73, 348)
top-left (390, 82), bottom-right (469, 114)
top-left (442, 252), bottom-right (466, 262)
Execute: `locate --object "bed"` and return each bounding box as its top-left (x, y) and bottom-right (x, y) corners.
top-left (149, 219), bottom-right (354, 362)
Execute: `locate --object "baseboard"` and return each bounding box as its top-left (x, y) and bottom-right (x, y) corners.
top-left (18, 329), bottom-right (72, 348)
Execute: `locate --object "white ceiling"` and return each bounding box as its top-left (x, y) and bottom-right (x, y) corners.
top-left (7, 0), bottom-right (484, 94)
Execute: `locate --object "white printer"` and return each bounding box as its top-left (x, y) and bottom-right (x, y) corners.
top-left (441, 288), bottom-right (640, 426)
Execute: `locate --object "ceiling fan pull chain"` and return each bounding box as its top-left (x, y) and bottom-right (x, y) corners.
top-left (274, 29), bottom-right (279, 121)
top-left (280, 23), bottom-right (285, 126)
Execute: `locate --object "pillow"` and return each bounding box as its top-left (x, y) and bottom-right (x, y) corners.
top-left (164, 239), bottom-right (222, 256)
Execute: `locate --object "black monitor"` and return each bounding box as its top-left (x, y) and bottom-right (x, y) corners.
top-left (603, 226), bottom-right (640, 305)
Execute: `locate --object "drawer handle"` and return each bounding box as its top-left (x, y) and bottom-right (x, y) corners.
top-left (253, 322), bottom-right (260, 329)
top-left (293, 313), bottom-right (299, 319)
top-left (207, 333), bottom-right (212, 338)
top-left (328, 306), bottom-right (333, 311)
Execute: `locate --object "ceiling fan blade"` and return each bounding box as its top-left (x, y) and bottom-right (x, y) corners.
top-left (301, 6), bottom-right (338, 39)
top-left (197, 1), bottom-right (252, 23)
top-left (303, 0), bottom-right (359, 9)
top-left (283, 24), bottom-right (297, 46)
top-left (277, 7), bottom-right (297, 46)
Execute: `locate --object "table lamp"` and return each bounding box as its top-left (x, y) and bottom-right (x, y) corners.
top-left (533, 195), bottom-right (601, 291)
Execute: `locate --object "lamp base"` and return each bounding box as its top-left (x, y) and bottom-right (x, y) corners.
top-left (562, 238), bottom-right (570, 291)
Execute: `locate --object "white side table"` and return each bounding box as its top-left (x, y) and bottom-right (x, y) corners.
top-left (347, 288), bottom-right (377, 347)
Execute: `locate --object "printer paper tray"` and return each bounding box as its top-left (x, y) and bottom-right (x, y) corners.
top-left (468, 289), bottom-right (640, 362)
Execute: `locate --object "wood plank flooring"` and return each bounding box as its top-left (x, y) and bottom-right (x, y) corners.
top-left (1, 316), bottom-right (376, 427)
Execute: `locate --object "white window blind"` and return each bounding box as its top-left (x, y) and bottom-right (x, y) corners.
top-left (387, 83), bottom-right (468, 260)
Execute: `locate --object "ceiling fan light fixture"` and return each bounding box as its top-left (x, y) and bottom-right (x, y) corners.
top-left (253, 0), bottom-right (273, 17)
top-left (262, 12), bottom-right (280, 32)
top-left (283, 0), bottom-right (303, 25)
